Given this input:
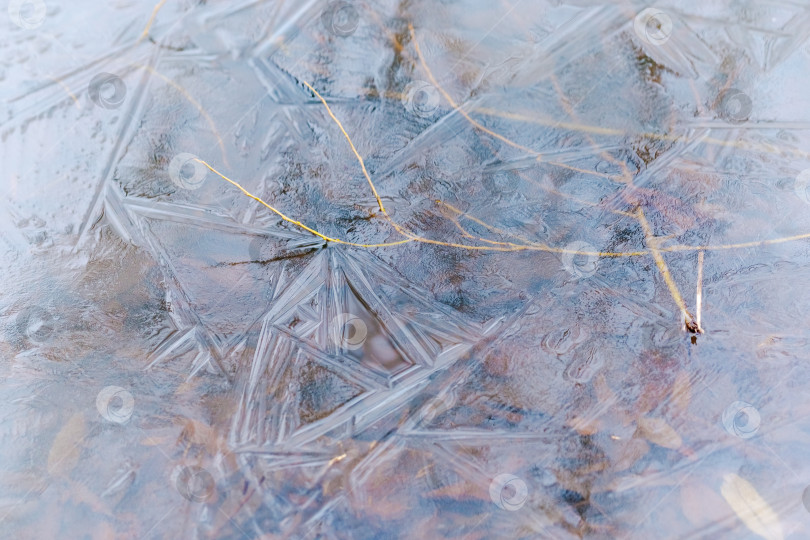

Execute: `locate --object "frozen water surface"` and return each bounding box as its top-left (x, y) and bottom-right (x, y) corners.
top-left (3, 0), bottom-right (810, 538)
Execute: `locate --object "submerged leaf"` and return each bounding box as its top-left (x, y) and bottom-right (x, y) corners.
top-left (720, 473), bottom-right (783, 540)
top-left (636, 416), bottom-right (682, 449)
top-left (680, 480), bottom-right (731, 529)
top-left (669, 370), bottom-right (692, 415)
top-left (47, 412), bottom-right (86, 477)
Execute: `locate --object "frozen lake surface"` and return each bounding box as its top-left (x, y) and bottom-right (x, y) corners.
top-left (3, 0), bottom-right (810, 538)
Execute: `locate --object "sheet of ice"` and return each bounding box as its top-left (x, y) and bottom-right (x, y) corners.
top-left (3, 0), bottom-right (810, 538)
